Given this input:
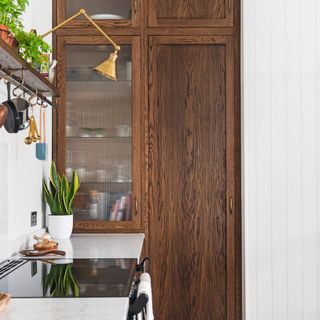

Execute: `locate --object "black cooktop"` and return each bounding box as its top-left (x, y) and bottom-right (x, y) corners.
top-left (0, 258), bottom-right (137, 298)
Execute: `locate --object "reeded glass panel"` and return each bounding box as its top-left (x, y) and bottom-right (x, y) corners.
top-left (66, 0), bottom-right (132, 20)
top-left (65, 45), bottom-right (132, 222)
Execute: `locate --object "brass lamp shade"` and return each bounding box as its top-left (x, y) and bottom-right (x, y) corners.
top-left (94, 50), bottom-right (118, 81)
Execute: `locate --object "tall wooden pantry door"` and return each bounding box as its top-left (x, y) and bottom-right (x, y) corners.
top-left (148, 36), bottom-right (238, 320)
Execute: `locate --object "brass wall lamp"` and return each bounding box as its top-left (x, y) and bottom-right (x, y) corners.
top-left (41, 9), bottom-right (120, 80)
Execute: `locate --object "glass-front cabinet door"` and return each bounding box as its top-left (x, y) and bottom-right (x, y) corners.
top-left (55, 0), bottom-right (140, 28)
top-left (55, 36), bottom-right (141, 231)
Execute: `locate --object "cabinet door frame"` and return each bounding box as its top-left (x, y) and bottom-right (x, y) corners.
top-left (148, 0), bottom-right (234, 28)
top-left (148, 35), bottom-right (238, 319)
top-left (54, 35), bottom-right (142, 232)
top-left (54, 0), bottom-right (141, 29)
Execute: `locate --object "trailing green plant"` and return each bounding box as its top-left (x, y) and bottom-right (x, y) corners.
top-left (0, 0), bottom-right (52, 64)
top-left (43, 162), bottom-right (80, 216)
top-left (0, 0), bottom-right (29, 32)
top-left (15, 29), bottom-right (52, 64)
top-left (43, 263), bottom-right (79, 297)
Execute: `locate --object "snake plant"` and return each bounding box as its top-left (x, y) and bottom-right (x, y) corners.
top-left (43, 263), bottom-right (79, 297)
top-left (42, 162), bottom-right (80, 215)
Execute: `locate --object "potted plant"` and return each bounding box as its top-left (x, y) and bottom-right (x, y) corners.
top-left (42, 162), bottom-right (80, 239)
top-left (15, 29), bottom-right (52, 68)
top-left (0, 0), bottom-right (28, 49)
top-left (0, 1), bottom-right (52, 67)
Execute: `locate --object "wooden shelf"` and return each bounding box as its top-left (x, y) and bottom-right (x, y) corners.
top-left (0, 39), bottom-right (59, 101)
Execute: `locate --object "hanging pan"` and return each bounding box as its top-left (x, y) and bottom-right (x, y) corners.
top-left (11, 81), bottom-right (29, 130)
top-left (3, 82), bottom-right (19, 133)
top-left (0, 103), bottom-right (8, 128)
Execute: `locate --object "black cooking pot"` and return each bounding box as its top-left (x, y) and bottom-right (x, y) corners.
top-left (3, 82), bottom-right (29, 133)
top-left (12, 97), bottom-right (29, 130)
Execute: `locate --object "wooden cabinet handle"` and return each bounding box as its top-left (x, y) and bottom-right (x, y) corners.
top-left (135, 196), bottom-right (138, 215)
top-left (229, 197), bottom-right (233, 214)
top-left (134, 0), bottom-right (138, 15)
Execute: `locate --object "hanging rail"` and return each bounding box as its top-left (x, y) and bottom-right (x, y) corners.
top-left (0, 64), bottom-right (56, 108)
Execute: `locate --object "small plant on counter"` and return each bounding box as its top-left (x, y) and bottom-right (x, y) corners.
top-left (15, 29), bottom-right (52, 65)
top-left (43, 263), bottom-right (79, 297)
top-left (43, 162), bottom-right (80, 216)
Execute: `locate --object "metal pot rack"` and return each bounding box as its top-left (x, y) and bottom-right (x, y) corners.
top-left (0, 39), bottom-right (59, 108)
top-left (0, 65), bottom-right (55, 107)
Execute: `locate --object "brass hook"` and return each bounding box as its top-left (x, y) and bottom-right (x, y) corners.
top-left (12, 80), bottom-right (25, 97)
top-left (37, 96), bottom-right (43, 106)
top-left (3, 74), bottom-right (11, 85)
top-left (28, 90), bottom-right (38, 107)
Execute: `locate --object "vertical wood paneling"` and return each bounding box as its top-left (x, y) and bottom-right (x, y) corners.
top-left (243, 0), bottom-right (320, 318)
top-left (285, 0), bottom-right (303, 318)
top-left (301, 0), bottom-right (318, 317)
top-left (270, 0), bottom-right (287, 319)
top-left (254, 0), bottom-right (273, 319)
top-left (316, 0), bottom-right (320, 317)
top-left (243, 0), bottom-right (257, 318)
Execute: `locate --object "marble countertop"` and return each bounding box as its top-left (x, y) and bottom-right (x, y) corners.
top-left (13, 233), bottom-right (145, 260)
top-left (2, 233), bottom-right (145, 320)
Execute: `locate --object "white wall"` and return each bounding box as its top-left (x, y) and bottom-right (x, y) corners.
top-left (0, 0), bottom-right (52, 259)
top-left (243, 0), bottom-right (320, 319)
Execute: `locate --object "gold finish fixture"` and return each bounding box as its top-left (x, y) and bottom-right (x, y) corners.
top-left (41, 9), bottom-right (121, 81)
top-left (95, 50), bottom-right (118, 81)
top-left (25, 116), bottom-right (40, 145)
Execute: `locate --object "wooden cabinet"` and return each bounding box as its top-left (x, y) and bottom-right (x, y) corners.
top-left (148, 0), bottom-right (234, 27)
top-left (148, 35), bottom-right (236, 320)
top-left (54, 36), bottom-right (142, 232)
top-left (53, 0), bottom-right (240, 318)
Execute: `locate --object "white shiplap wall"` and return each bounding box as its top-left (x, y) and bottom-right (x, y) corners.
top-left (0, 0), bottom-right (52, 260)
top-left (243, 0), bottom-right (320, 319)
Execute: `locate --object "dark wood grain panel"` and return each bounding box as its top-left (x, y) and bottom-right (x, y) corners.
top-left (148, 0), bottom-right (233, 28)
top-left (148, 36), bottom-right (235, 319)
top-left (158, 0), bottom-right (226, 19)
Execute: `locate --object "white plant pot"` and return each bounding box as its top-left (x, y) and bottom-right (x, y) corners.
top-left (48, 215), bottom-right (73, 239)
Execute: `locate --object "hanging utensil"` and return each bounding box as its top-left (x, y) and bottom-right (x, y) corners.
top-left (24, 103), bottom-right (40, 145)
top-left (12, 81), bottom-right (29, 130)
top-left (30, 115), bottom-right (40, 143)
top-left (3, 81), bottom-right (20, 133)
top-left (24, 115), bottom-right (34, 145)
top-left (36, 105), bottom-right (47, 160)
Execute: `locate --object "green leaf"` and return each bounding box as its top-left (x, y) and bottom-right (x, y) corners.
top-left (50, 162), bottom-right (61, 192)
top-left (42, 180), bottom-right (56, 214)
top-left (61, 176), bottom-right (70, 214)
top-left (67, 171), bottom-right (80, 214)
top-left (43, 162), bottom-right (79, 215)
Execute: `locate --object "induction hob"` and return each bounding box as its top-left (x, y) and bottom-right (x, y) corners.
top-left (0, 258), bottom-right (137, 298)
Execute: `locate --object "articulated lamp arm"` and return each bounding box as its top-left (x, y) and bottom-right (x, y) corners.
top-left (41, 9), bottom-right (121, 80)
top-left (41, 9), bottom-right (120, 52)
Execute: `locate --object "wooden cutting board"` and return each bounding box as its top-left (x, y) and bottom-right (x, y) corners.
top-left (19, 249), bottom-right (66, 257)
